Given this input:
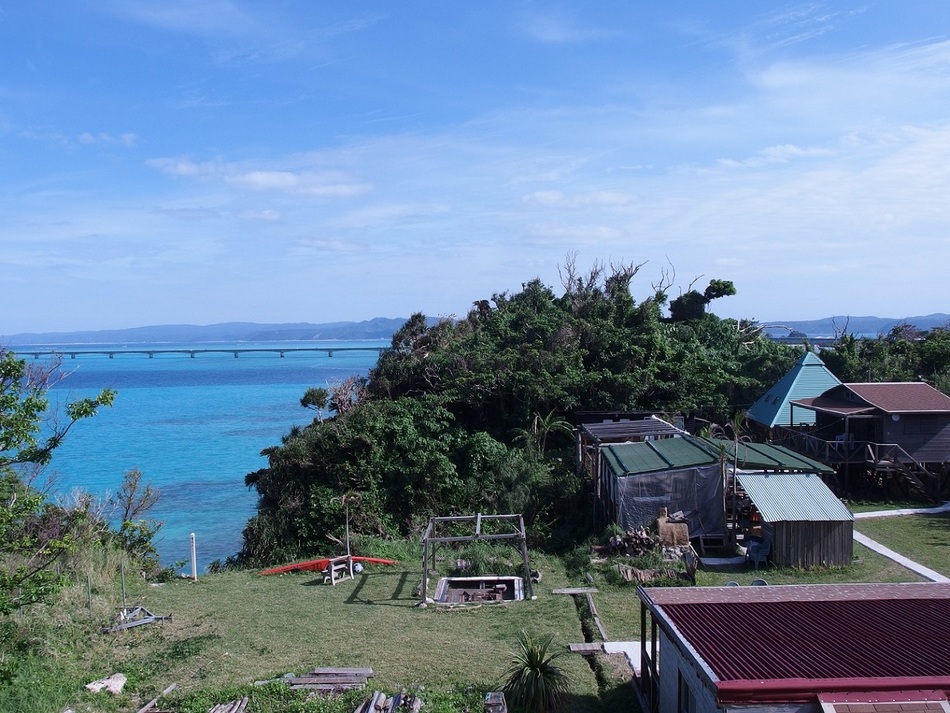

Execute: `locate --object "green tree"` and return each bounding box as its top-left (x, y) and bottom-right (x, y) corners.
top-left (668, 278), bottom-right (736, 322)
top-left (1, 350), bottom-right (115, 468)
top-left (0, 349), bottom-right (116, 613)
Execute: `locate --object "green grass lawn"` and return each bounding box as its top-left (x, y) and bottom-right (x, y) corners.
top-left (20, 552), bottom-right (630, 713)
top-left (853, 511), bottom-right (950, 577)
top-left (5, 510), bottom-right (948, 713)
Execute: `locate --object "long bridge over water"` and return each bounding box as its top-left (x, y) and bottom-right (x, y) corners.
top-left (16, 347), bottom-right (389, 359)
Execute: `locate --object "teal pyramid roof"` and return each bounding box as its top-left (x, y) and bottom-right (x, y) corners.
top-left (747, 351), bottom-right (841, 428)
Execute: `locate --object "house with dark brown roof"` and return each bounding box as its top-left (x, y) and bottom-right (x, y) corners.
top-left (777, 382), bottom-right (950, 499)
top-left (636, 582), bottom-right (950, 713)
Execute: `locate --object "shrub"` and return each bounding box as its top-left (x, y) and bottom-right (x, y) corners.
top-left (501, 630), bottom-right (571, 713)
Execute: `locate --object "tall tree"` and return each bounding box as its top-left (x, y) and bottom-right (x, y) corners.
top-left (0, 349), bottom-right (116, 613)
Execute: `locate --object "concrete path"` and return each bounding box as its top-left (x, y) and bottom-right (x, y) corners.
top-left (852, 501), bottom-right (950, 519)
top-left (852, 501), bottom-right (950, 583)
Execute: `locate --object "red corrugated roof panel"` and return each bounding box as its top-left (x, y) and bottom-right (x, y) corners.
top-left (642, 584), bottom-right (950, 703)
top-left (663, 599), bottom-right (950, 680)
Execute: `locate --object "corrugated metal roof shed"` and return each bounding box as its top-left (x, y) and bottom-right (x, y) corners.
top-left (603, 436), bottom-right (834, 477)
top-left (579, 417), bottom-right (684, 443)
top-left (736, 471), bottom-right (853, 522)
top-left (602, 436), bottom-right (716, 475)
top-left (700, 438), bottom-right (834, 473)
top-left (747, 351), bottom-right (842, 428)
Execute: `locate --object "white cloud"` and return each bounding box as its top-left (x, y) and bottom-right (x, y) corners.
top-left (518, 10), bottom-right (616, 44)
top-left (291, 237), bottom-right (360, 254)
top-left (239, 209), bottom-right (282, 222)
top-left (522, 190), bottom-right (636, 208)
top-left (147, 158), bottom-right (372, 198)
top-left (104, 0), bottom-right (256, 37)
top-left (146, 157), bottom-right (220, 177)
top-left (78, 132), bottom-right (138, 146)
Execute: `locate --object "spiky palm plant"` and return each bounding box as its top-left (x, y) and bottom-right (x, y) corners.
top-left (501, 630), bottom-right (571, 713)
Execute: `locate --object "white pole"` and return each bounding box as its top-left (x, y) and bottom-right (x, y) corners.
top-left (190, 533), bottom-right (198, 581)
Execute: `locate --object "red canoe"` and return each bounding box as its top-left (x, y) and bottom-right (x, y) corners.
top-left (259, 556), bottom-right (398, 576)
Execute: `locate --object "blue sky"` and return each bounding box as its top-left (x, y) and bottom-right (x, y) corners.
top-left (2, 2), bottom-right (949, 333)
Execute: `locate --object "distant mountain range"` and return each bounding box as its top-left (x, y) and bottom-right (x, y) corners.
top-left (2, 318), bottom-right (412, 346)
top-left (3, 313), bottom-right (948, 346)
top-left (758, 313), bottom-right (950, 338)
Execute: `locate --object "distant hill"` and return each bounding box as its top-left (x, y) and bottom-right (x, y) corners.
top-left (2, 318), bottom-right (414, 346)
top-left (5, 313), bottom-right (949, 346)
top-left (759, 313), bottom-right (950, 338)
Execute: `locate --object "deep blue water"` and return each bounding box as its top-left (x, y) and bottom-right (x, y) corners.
top-left (17, 342), bottom-right (384, 571)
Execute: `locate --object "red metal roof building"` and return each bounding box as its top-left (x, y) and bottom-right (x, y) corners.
top-left (782, 382), bottom-right (950, 498)
top-left (636, 583), bottom-right (950, 713)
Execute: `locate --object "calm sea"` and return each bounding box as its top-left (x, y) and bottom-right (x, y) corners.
top-left (16, 342), bottom-right (384, 571)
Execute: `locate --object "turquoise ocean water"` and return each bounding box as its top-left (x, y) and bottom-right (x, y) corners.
top-left (16, 342), bottom-right (384, 571)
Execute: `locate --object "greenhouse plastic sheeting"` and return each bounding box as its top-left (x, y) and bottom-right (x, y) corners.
top-left (616, 464), bottom-right (724, 537)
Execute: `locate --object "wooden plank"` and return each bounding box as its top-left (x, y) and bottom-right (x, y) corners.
top-left (569, 642), bottom-right (604, 653)
top-left (585, 592), bottom-right (609, 641)
top-left (552, 587), bottom-right (598, 594)
top-left (308, 667), bottom-right (374, 676)
top-left (290, 683), bottom-right (366, 691)
top-left (137, 682), bottom-right (177, 713)
top-left (289, 675), bottom-right (368, 685)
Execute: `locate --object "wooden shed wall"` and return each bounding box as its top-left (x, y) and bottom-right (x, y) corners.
top-left (771, 520), bottom-right (853, 568)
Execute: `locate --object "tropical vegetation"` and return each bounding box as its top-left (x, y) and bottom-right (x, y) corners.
top-left (237, 260), bottom-right (950, 568)
top-left (236, 260), bottom-right (797, 566)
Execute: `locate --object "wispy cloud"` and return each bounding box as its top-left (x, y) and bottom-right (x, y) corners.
top-left (78, 131), bottom-right (138, 146)
top-left (518, 9), bottom-right (616, 43)
top-left (103, 0), bottom-right (256, 38)
top-left (146, 158), bottom-right (372, 198)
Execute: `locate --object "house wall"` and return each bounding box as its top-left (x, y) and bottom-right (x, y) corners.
top-left (771, 520), bottom-right (853, 568)
top-left (883, 414), bottom-right (950, 464)
top-left (657, 629), bottom-right (720, 713)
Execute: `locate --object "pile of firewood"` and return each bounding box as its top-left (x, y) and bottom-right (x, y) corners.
top-left (605, 526), bottom-right (660, 557)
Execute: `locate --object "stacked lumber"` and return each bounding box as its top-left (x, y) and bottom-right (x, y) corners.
top-left (353, 689), bottom-right (423, 713)
top-left (208, 697), bottom-right (248, 713)
top-left (287, 667), bottom-right (373, 691)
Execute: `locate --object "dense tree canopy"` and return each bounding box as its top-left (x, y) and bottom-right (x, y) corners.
top-left (237, 262), bottom-right (799, 566)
